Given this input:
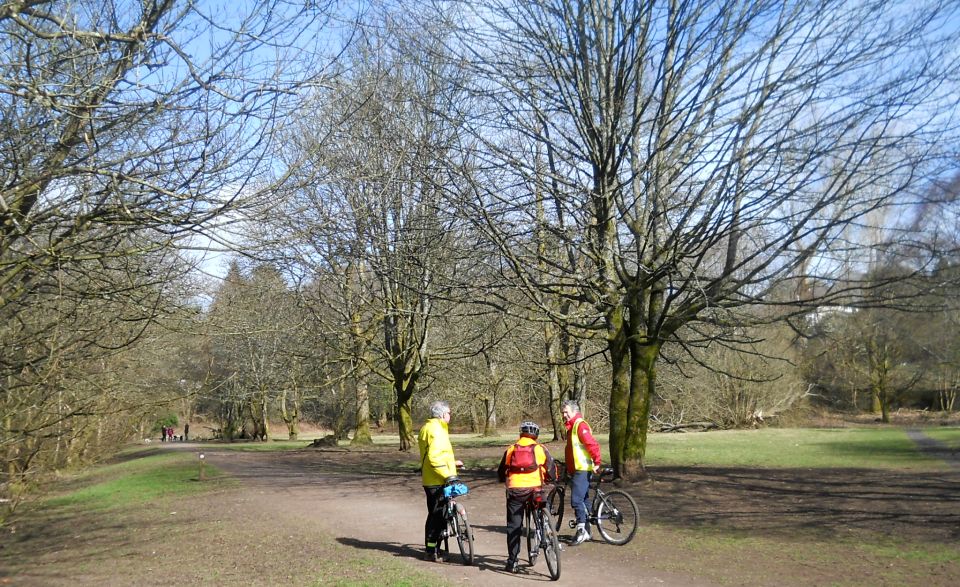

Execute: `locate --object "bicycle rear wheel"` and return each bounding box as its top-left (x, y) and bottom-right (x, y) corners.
top-left (524, 507), bottom-right (538, 566)
top-left (595, 489), bottom-right (639, 545)
top-left (546, 486), bottom-right (565, 532)
top-left (452, 503), bottom-right (475, 565)
top-left (539, 509), bottom-right (561, 580)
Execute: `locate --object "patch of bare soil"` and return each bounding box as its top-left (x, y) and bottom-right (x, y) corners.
top-left (2, 437), bottom-right (958, 586)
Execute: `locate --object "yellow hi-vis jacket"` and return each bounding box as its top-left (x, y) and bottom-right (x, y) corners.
top-left (566, 416), bottom-right (600, 472)
top-left (418, 417), bottom-right (458, 487)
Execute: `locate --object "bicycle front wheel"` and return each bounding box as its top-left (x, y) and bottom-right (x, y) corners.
top-left (452, 503), bottom-right (475, 565)
top-left (539, 509), bottom-right (561, 581)
top-left (546, 486), bottom-right (565, 532)
top-left (595, 489), bottom-right (639, 545)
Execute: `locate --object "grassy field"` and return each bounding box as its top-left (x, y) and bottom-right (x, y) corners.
top-left (643, 427), bottom-right (960, 469)
top-left (42, 451), bottom-right (234, 509)
top-left (922, 426), bottom-right (960, 448)
top-left (200, 426), bottom-right (960, 471)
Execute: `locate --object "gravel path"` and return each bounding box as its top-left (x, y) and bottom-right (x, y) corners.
top-left (207, 447), bottom-right (715, 586)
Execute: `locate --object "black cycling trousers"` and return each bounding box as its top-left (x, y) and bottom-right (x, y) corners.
top-left (423, 485), bottom-right (446, 551)
top-left (506, 487), bottom-right (537, 562)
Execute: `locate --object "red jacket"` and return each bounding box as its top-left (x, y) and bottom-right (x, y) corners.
top-left (564, 413), bottom-right (601, 474)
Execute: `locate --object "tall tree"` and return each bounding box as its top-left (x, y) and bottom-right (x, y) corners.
top-left (451, 0), bottom-right (960, 479)
top-left (269, 11), bottom-right (472, 450)
top-left (1, 0), bottom-right (348, 502)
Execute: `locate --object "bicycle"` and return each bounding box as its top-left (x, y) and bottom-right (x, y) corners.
top-left (521, 489), bottom-right (562, 580)
top-left (546, 460), bottom-right (639, 545)
top-left (439, 482), bottom-right (475, 565)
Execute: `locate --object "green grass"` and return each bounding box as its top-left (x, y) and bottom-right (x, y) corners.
top-left (922, 427), bottom-right (960, 449)
top-left (642, 427), bottom-right (951, 469)
top-left (448, 427), bottom-right (954, 470)
top-left (43, 451), bottom-right (232, 509)
top-left (313, 555), bottom-right (448, 586)
top-left (860, 541), bottom-right (960, 564)
top-left (204, 426), bottom-right (956, 470)
top-left (208, 433), bottom-right (409, 452)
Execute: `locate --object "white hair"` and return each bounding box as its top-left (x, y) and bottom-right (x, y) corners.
top-left (429, 400), bottom-right (450, 419)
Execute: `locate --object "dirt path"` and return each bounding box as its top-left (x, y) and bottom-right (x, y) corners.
top-left (205, 446), bottom-right (714, 586)
top-left (4, 437), bottom-right (959, 586)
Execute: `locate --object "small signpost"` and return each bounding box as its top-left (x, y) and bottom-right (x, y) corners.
top-left (198, 451), bottom-right (206, 481)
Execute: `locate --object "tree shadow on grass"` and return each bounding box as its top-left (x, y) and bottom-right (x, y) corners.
top-left (638, 465), bottom-right (960, 543)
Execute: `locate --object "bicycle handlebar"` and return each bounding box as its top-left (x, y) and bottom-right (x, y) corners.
top-left (553, 459), bottom-right (615, 483)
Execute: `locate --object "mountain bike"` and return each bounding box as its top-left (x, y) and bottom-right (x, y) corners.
top-left (546, 460), bottom-right (639, 545)
top-left (522, 489), bottom-right (561, 580)
top-left (439, 483), bottom-right (474, 565)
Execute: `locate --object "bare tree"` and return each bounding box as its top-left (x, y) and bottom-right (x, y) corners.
top-left (450, 0), bottom-right (960, 479)
top-left (266, 11), bottom-right (474, 450)
top-left (1, 0), bottom-right (348, 501)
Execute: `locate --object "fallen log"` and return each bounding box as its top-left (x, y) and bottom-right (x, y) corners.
top-left (655, 421), bottom-right (718, 433)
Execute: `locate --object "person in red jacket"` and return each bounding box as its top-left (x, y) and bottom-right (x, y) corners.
top-left (497, 421), bottom-right (556, 573)
top-left (562, 400), bottom-right (601, 545)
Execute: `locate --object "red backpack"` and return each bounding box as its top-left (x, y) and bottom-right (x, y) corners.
top-left (509, 442), bottom-right (539, 474)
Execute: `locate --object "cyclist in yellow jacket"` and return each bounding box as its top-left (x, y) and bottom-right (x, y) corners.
top-left (497, 421), bottom-right (556, 574)
top-left (417, 400), bottom-right (463, 562)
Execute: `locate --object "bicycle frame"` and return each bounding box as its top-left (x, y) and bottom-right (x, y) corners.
top-left (521, 491), bottom-right (561, 580)
top-left (546, 460), bottom-right (639, 545)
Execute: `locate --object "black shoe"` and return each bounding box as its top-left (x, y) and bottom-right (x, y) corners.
top-left (505, 560), bottom-right (520, 574)
top-left (423, 551), bottom-right (440, 562)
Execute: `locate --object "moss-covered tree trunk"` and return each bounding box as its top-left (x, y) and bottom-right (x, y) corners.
top-left (279, 388), bottom-right (299, 440)
top-left (606, 307), bottom-right (630, 476)
top-left (396, 394), bottom-right (415, 451)
top-left (621, 339), bottom-right (659, 482)
top-left (352, 377), bottom-right (372, 445)
top-left (348, 268), bottom-right (373, 446)
top-left (395, 371), bottom-right (418, 451)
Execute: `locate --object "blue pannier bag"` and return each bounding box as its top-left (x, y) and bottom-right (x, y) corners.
top-left (443, 482), bottom-right (469, 498)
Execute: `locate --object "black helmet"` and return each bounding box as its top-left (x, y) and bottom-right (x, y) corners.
top-left (519, 421), bottom-right (539, 439)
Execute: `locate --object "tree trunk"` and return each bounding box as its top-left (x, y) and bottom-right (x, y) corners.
top-left (606, 307), bottom-right (630, 476)
top-left (395, 375), bottom-right (416, 451)
top-left (482, 396), bottom-right (498, 436)
top-left (258, 395), bottom-right (269, 441)
top-left (621, 340), bottom-right (658, 482)
top-left (572, 337), bottom-right (587, 410)
top-left (544, 321), bottom-right (565, 441)
top-left (279, 389), bottom-right (300, 441)
top-left (352, 377), bottom-right (372, 445)
top-left (396, 398), bottom-right (414, 451)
